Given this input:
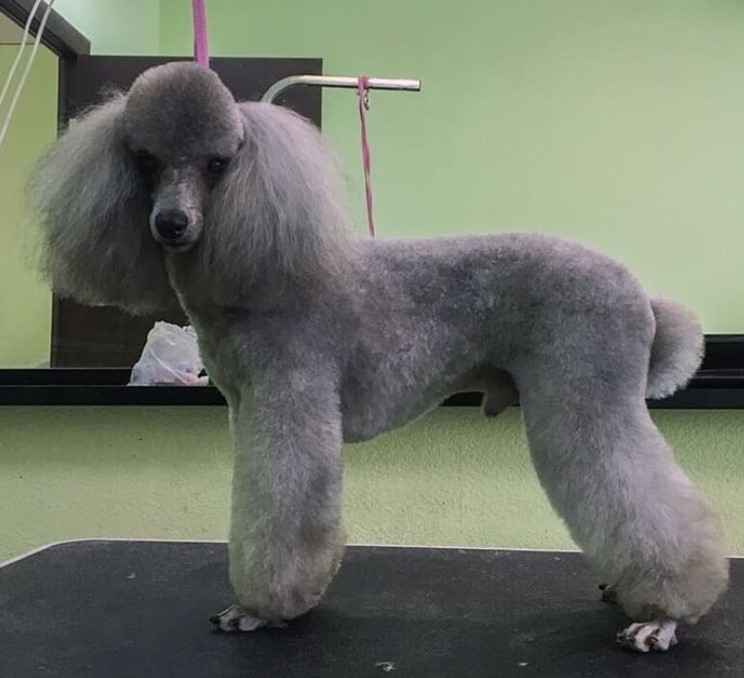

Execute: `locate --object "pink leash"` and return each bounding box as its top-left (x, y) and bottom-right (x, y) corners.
top-left (192, 0), bottom-right (209, 67)
top-left (357, 76), bottom-right (375, 237)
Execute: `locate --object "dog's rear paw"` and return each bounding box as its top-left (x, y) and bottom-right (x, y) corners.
top-left (209, 604), bottom-right (287, 633)
top-left (616, 619), bottom-right (678, 653)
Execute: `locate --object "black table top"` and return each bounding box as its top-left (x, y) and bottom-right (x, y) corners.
top-left (0, 540), bottom-right (740, 677)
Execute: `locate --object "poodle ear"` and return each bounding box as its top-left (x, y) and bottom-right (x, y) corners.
top-left (199, 102), bottom-right (355, 304)
top-left (28, 95), bottom-right (177, 315)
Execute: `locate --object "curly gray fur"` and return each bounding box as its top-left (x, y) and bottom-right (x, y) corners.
top-left (28, 95), bottom-right (177, 315)
top-left (199, 102), bottom-right (355, 304)
top-left (28, 61), bottom-right (728, 649)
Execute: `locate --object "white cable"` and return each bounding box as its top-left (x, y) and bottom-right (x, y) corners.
top-left (0, 0), bottom-right (43, 111)
top-left (0, 0), bottom-right (56, 152)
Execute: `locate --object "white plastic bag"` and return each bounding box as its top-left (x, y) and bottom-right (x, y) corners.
top-left (129, 322), bottom-right (208, 386)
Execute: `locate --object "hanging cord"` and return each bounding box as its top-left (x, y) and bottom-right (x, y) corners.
top-left (357, 76), bottom-right (375, 236)
top-left (0, 0), bottom-right (56, 152)
top-left (192, 0), bottom-right (209, 67)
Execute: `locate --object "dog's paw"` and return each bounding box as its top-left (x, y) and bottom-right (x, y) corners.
top-left (209, 604), bottom-right (287, 633)
top-left (616, 619), bottom-right (678, 653)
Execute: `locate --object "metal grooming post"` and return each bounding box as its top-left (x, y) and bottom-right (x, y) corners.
top-left (261, 75), bottom-right (421, 103)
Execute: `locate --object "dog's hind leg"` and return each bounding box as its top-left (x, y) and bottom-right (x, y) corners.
top-left (211, 369), bottom-right (345, 632)
top-left (518, 381), bottom-right (728, 652)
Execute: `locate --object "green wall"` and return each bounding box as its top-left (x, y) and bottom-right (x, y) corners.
top-left (159, 0), bottom-right (744, 332)
top-left (54, 0), bottom-right (160, 55)
top-left (2, 407), bottom-right (744, 562)
top-left (1, 2), bottom-right (744, 565)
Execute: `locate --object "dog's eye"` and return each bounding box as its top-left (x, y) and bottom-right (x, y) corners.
top-left (134, 150), bottom-right (159, 175)
top-left (207, 156), bottom-right (229, 176)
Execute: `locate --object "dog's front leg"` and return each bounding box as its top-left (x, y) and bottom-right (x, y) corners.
top-left (211, 375), bottom-right (345, 632)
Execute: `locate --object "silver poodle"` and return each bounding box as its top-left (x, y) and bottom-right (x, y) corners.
top-left (29, 62), bottom-right (728, 653)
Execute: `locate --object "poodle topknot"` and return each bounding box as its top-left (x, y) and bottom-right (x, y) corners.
top-left (29, 61), bottom-right (728, 653)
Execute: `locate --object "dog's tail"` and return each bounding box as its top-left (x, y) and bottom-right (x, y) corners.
top-left (646, 298), bottom-right (704, 399)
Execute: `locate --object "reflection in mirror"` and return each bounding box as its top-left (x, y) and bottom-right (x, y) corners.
top-left (0, 11), bottom-right (55, 370)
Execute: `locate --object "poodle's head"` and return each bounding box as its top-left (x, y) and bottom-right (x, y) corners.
top-left (123, 62), bottom-right (244, 252)
top-left (30, 61), bottom-right (352, 314)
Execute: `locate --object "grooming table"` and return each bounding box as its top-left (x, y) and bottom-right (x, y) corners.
top-left (0, 541), bottom-right (741, 677)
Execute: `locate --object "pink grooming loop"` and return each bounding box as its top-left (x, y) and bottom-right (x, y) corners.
top-left (192, 0), bottom-right (209, 67)
top-left (357, 76), bottom-right (375, 237)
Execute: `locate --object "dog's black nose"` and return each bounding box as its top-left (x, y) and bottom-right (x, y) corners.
top-left (155, 210), bottom-right (189, 240)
